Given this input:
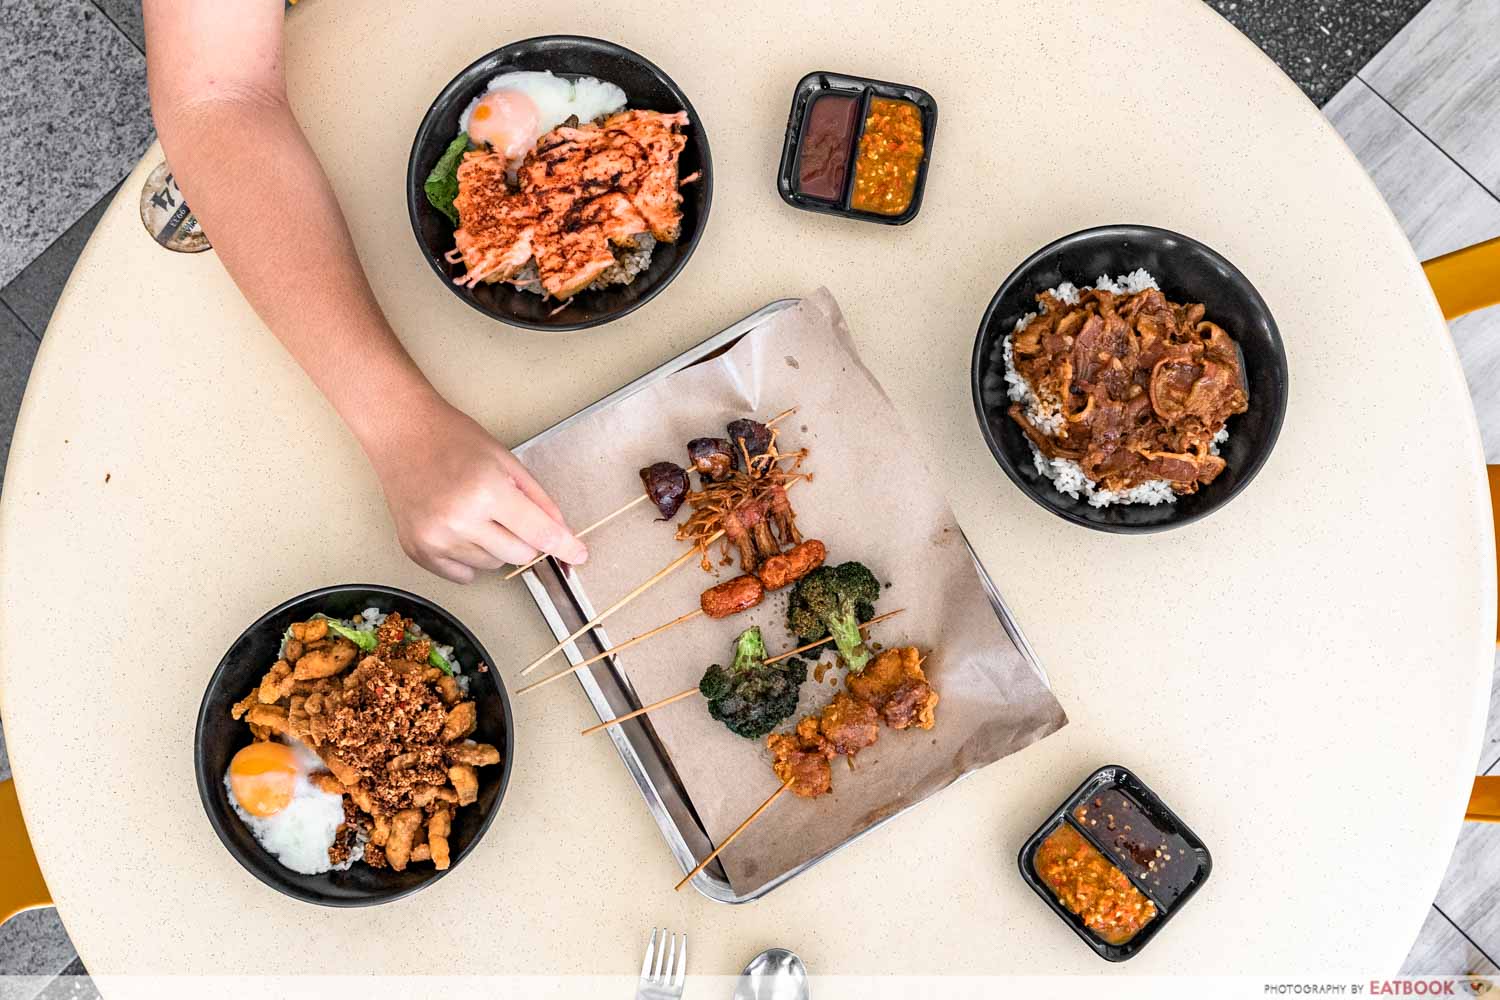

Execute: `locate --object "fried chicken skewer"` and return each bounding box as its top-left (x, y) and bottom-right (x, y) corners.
top-left (503, 408), bottom-right (798, 580)
top-left (576, 610), bottom-right (905, 735)
top-left (674, 777), bottom-right (795, 892)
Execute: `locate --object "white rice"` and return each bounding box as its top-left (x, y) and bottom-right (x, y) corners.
top-left (1001, 269), bottom-right (1231, 508)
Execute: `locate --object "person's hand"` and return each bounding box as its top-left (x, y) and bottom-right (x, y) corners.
top-left (362, 393), bottom-right (587, 583)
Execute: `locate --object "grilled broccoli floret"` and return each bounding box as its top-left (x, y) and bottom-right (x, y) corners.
top-left (786, 561), bottom-right (881, 673)
top-left (699, 626), bottom-right (807, 739)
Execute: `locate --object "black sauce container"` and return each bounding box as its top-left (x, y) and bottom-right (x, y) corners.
top-left (777, 71), bottom-right (937, 225)
top-left (1018, 765), bottom-right (1212, 962)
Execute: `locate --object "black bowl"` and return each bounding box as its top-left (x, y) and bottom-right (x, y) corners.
top-left (406, 35), bottom-right (713, 332)
top-left (194, 585), bottom-right (513, 906)
top-left (971, 225), bottom-right (1289, 533)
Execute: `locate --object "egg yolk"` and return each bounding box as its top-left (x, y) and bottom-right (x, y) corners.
top-left (468, 89), bottom-right (540, 160)
top-left (228, 742), bottom-right (299, 817)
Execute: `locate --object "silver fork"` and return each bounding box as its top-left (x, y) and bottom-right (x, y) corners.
top-left (636, 927), bottom-right (688, 1000)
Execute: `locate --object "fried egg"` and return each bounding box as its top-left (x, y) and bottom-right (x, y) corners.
top-left (459, 70), bottom-right (626, 161)
top-left (225, 738), bottom-right (359, 876)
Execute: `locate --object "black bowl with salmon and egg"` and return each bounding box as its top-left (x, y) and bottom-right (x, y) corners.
top-left (406, 35), bottom-right (712, 332)
top-left (194, 584), bottom-right (513, 907)
top-left (970, 225), bottom-right (1288, 534)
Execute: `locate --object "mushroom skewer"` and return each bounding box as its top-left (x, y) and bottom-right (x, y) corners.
top-left (504, 407), bottom-right (798, 580)
top-left (576, 610), bottom-right (905, 734)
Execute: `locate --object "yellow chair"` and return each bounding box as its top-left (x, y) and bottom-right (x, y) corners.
top-left (1429, 237), bottom-right (1500, 820)
top-left (1, 778), bottom-right (51, 923)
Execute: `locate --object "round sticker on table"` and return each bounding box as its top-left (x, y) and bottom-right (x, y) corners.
top-left (139, 161), bottom-right (211, 253)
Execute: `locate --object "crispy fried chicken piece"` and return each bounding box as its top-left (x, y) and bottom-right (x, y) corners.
top-left (818, 692), bottom-right (880, 757)
top-left (846, 647), bottom-right (939, 730)
top-left (428, 808), bottom-right (453, 870)
top-left (440, 701), bottom-right (477, 742)
top-left (448, 763), bottom-right (479, 806)
top-left (293, 637), bottom-right (357, 680)
top-left (245, 703), bottom-right (289, 734)
top-left (448, 742), bottom-right (501, 767)
top-left (300, 619), bottom-right (328, 643)
top-left (767, 726), bottom-right (834, 798)
top-left (385, 808), bottom-right (424, 872)
top-left (231, 690), bottom-right (258, 721)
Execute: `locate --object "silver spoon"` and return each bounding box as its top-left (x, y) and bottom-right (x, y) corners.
top-left (733, 947), bottom-right (809, 1000)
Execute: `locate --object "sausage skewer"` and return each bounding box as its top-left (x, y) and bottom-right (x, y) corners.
top-left (517, 476), bottom-right (806, 677)
top-left (675, 778), bottom-right (795, 891)
top-left (517, 536), bottom-right (723, 676)
top-left (504, 408), bottom-right (798, 580)
top-left (577, 610), bottom-right (905, 735)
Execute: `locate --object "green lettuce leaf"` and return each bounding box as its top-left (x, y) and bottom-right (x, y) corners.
top-left (424, 132), bottom-right (470, 227)
top-left (324, 619), bottom-right (377, 653)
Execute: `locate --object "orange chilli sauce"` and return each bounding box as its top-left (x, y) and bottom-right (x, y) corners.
top-left (850, 97), bottom-right (924, 215)
top-left (1034, 823), bottom-right (1157, 945)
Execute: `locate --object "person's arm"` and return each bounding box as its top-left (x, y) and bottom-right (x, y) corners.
top-left (141, 0), bottom-right (586, 582)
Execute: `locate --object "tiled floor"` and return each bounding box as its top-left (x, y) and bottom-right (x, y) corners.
top-left (0, 0), bottom-right (1495, 990)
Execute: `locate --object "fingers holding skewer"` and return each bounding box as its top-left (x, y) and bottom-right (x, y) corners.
top-left (503, 493), bottom-right (651, 580)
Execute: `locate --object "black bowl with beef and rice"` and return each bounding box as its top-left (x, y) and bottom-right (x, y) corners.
top-left (407, 35), bottom-right (712, 332)
top-left (970, 225), bottom-right (1288, 533)
top-left (194, 584), bottom-right (513, 906)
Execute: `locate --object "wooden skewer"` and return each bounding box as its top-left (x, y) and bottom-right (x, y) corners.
top-left (517, 608), bottom-right (704, 696)
top-left (580, 688), bottom-right (703, 735)
top-left (504, 407), bottom-right (799, 581)
top-left (517, 531), bottom-right (724, 676)
top-left (579, 609), bottom-right (906, 735)
top-left (766, 608), bottom-right (905, 664)
top-left (503, 494), bottom-right (651, 579)
top-left (675, 778), bottom-right (795, 891)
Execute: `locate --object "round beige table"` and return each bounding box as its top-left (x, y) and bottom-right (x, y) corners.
top-left (1, 0), bottom-right (1494, 986)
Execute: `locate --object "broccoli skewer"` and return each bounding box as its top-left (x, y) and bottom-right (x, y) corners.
top-left (699, 626), bottom-right (807, 739)
top-left (785, 561), bottom-right (880, 674)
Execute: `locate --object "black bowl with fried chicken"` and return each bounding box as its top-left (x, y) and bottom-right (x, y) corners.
top-left (406, 35), bottom-right (713, 332)
top-left (194, 584), bottom-right (512, 906)
top-left (970, 225), bottom-right (1288, 533)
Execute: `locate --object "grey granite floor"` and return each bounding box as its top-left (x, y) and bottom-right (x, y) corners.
top-left (0, 0), bottom-right (1494, 990)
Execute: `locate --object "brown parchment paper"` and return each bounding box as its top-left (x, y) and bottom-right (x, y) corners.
top-left (515, 290), bottom-right (1067, 894)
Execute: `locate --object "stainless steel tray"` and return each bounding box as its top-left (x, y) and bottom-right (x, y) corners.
top-left (514, 298), bottom-right (1051, 903)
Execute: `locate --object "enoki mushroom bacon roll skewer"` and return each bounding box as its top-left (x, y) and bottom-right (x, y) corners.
top-left (504, 408), bottom-right (798, 580)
